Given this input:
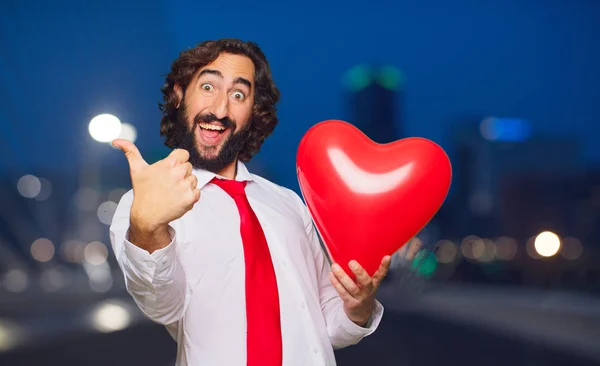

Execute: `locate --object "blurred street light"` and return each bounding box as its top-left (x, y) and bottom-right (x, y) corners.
top-left (90, 301), bottom-right (131, 333)
top-left (88, 114), bottom-right (122, 143)
top-left (534, 231), bottom-right (561, 257)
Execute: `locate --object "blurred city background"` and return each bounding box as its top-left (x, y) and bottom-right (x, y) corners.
top-left (1, 0), bottom-right (599, 365)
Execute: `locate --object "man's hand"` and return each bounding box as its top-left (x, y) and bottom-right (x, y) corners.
top-left (329, 256), bottom-right (391, 327)
top-left (113, 139), bottom-right (200, 251)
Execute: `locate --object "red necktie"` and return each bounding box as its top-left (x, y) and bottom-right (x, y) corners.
top-left (211, 178), bottom-right (282, 366)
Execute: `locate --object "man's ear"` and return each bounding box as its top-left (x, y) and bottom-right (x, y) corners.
top-left (174, 84), bottom-right (183, 108)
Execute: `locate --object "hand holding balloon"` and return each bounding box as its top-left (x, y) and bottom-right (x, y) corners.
top-left (329, 256), bottom-right (391, 326)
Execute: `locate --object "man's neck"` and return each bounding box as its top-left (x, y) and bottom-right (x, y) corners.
top-left (217, 159), bottom-right (238, 180)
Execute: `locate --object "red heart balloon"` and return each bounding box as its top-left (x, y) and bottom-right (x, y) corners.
top-left (296, 120), bottom-right (452, 279)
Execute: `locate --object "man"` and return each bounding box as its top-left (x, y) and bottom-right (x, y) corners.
top-left (109, 38), bottom-right (390, 366)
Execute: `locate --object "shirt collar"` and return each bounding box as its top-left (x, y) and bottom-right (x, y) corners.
top-left (193, 160), bottom-right (254, 190)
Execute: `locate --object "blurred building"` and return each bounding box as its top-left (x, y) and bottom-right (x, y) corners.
top-left (448, 116), bottom-right (584, 238)
top-left (342, 64), bottom-right (404, 143)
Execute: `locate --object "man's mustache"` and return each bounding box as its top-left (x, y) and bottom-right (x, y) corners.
top-left (195, 113), bottom-right (235, 130)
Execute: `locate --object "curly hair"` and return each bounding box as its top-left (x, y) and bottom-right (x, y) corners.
top-left (159, 39), bottom-right (280, 162)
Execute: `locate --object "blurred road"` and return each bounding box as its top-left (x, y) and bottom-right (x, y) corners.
top-left (1, 274), bottom-right (599, 366)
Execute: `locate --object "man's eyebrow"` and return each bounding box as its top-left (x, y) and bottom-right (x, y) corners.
top-left (198, 69), bottom-right (222, 79)
top-left (197, 69), bottom-right (252, 90)
top-left (233, 77), bottom-right (252, 89)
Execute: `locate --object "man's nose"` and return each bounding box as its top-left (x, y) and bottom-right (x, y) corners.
top-left (208, 92), bottom-right (229, 120)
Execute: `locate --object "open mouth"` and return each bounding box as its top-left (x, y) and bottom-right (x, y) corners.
top-left (199, 122), bottom-right (227, 134)
top-left (197, 122), bottom-right (230, 145)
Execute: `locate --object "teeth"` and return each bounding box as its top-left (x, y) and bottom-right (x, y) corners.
top-left (199, 123), bottom-right (225, 131)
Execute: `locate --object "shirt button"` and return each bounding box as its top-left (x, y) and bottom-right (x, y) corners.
top-left (147, 262), bottom-right (155, 269)
top-left (313, 347), bottom-right (319, 354)
top-left (282, 260), bottom-right (287, 267)
top-left (300, 302), bottom-right (306, 309)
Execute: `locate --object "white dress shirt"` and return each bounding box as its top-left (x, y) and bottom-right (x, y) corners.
top-left (109, 161), bottom-right (384, 366)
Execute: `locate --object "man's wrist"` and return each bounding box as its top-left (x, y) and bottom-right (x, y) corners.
top-left (129, 218), bottom-right (171, 254)
top-left (346, 304), bottom-right (375, 328)
top-left (350, 312), bottom-right (373, 328)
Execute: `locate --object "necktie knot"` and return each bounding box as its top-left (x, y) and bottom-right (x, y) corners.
top-left (211, 177), bottom-right (247, 197)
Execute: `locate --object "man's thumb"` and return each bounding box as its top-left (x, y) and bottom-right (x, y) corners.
top-left (112, 139), bottom-right (148, 172)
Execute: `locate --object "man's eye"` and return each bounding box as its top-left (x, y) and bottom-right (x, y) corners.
top-left (201, 83), bottom-right (214, 91)
top-left (232, 91), bottom-right (245, 100)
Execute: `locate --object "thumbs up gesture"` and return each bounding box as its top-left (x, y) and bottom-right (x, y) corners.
top-left (113, 139), bottom-right (201, 235)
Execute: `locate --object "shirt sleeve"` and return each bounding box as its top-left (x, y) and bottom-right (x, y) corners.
top-left (109, 190), bottom-right (189, 325)
top-left (292, 192), bottom-right (384, 349)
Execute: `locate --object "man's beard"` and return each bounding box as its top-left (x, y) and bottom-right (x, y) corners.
top-left (172, 105), bottom-right (250, 174)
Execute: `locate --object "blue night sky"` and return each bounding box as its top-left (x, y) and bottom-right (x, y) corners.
top-left (2, 0), bottom-right (599, 191)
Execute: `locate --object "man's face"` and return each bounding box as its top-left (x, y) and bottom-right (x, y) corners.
top-left (175, 53), bottom-right (255, 173)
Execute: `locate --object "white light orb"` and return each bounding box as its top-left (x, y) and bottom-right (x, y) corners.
top-left (91, 302), bottom-right (131, 333)
top-left (534, 231), bottom-right (561, 257)
top-left (89, 114), bottom-right (122, 143)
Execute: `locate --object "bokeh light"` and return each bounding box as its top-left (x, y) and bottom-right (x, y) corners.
top-left (560, 237), bottom-right (583, 260)
top-left (0, 320), bottom-right (21, 352)
top-left (90, 301), bottom-right (131, 333)
top-left (60, 240), bottom-right (87, 263)
top-left (477, 239), bottom-right (496, 263)
top-left (435, 240), bottom-right (458, 264)
top-left (84, 241), bottom-right (109, 266)
top-left (461, 235), bottom-right (485, 260)
top-left (35, 177), bottom-right (53, 201)
top-left (40, 266), bottom-right (71, 292)
top-left (494, 237), bottom-right (518, 260)
top-left (411, 249), bottom-right (438, 277)
top-left (97, 201), bottom-right (118, 225)
top-left (534, 231), bottom-right (561, 257)
top-left (30, 238), bottom-right (55, 262)
top-left (89, 114), bottom-right (122, 143)
top-left (376, 65), bottom-right (404, 91)
top-left (2, 269), bottom-right (28, 293)
top-left (343, 64), bottom-right (373, 91)
top-left (17, 175), bottom-right (41, 199)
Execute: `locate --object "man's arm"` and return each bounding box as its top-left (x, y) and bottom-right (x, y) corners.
top-left (110, 190), bottom-right (189, 325)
